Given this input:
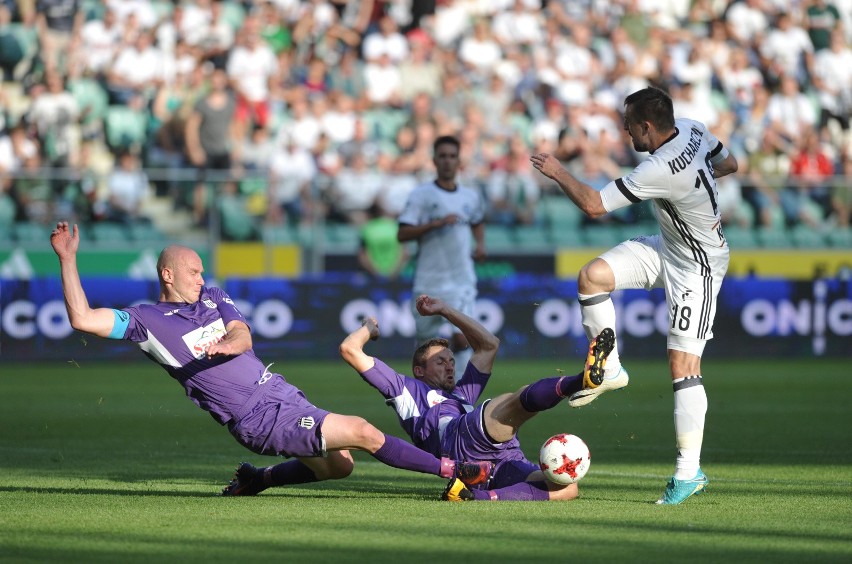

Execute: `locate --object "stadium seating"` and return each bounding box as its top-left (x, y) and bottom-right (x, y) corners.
top-left (105, 106), bottom-right (148, 151)
top-left (89, 222), bottom-right (131, 244)
top-left (790, 225), bottom-right (827, 248)
top-left (723, 225), bottom-right (759, 248)
top-left (261, 224), bottom-right (296, 244)
top-left (514, 225), bottom-right (551, 249)
top-left (755, 226), bottom-right (792, 248)
top-left (69, 79), bottom-right (109, 128)
top-left (12, 222), bottom-right (51, 243)
top-left (127, 222), bottom-right (168, 244)
top-left (484, 225), bottom-right (515, 250)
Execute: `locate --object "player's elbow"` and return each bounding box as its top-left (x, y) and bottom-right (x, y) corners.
top-left (480, 334), bottom-right (500, 356)
top-left (339, 340), bottom-right (360, 365)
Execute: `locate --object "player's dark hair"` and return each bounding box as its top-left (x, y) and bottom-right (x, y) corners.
top-left (412, 338), bottom-right (450, 371)
top-left (624, 87), bottom-right (675, 131)
top-left (433, 135), bottom-right (460, 154)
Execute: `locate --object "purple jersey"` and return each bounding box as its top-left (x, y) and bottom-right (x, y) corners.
top-left (117, 286), bottom-right (275, 425)
top-left (361, 359), bottom-right (528, 468)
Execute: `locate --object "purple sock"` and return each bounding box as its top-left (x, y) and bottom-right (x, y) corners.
top-left (519, 374), bottom-right (583, 412)
top-left (265, 460), bottom-right (318, 487)
top-left (371, 434), bottom-right (441, 476)
top-left (471, 481), bottom-right (551, 501)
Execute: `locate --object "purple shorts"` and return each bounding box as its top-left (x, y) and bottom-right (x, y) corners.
top-left (227, 375), bottom-right (330, 458)
top-left (443, 401), bottom-right (539, 489)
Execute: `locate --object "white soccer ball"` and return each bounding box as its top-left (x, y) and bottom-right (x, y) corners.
top-left (539, 433), bottom-right (591, 485)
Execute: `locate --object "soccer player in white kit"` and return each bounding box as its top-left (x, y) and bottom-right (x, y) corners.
top-left (398, 135), bottom-right (486, 381)
top-left (531, 87), bottom-right (739, 505)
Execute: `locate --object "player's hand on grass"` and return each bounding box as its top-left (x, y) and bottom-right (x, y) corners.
top-left (50, 222), bottom-right (80, 260)
top-left (361, 316), bottom-right (380, 341)
top-left (415, 294), bottom-right (445, 317)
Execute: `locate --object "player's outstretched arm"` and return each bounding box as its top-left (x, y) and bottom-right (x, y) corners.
top-left (50, 222), bottom-right (117, 338)
top-left (416, 295), bottom-right (499, 374)
top-left (530, 153), bottom-right (608, 218)
top-left (340, 317), bottom-right (380, 373)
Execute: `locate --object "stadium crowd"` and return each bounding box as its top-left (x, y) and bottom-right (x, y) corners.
top-left (0, 0), bottom-right (850, 244)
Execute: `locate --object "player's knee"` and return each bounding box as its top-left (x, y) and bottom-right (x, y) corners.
top-left (352, 417), bottom-right (385, 452)
top-left (578, 259), bottom-right (615, 293)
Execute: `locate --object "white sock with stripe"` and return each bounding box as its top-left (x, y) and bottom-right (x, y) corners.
top-left (578, 292), bottom-right (621, 376)
top-left (673, 375), bottom-right (707, 480)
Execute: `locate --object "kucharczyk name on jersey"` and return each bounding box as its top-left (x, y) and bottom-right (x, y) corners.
top-left (667, 126), bottom-right (705, 175)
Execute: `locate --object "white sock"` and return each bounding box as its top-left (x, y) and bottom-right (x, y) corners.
top-left (453, 347), bottom-right (472, 382)
top-left (673, 376), bottom-right (707, 480)
top-left (578, 292), bottom-right (621, 375)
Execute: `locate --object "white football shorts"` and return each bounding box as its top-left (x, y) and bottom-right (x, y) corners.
top-left (411, 286), bottom-right (477, 343)
top-left (598, 234), bottom-right (728, 356)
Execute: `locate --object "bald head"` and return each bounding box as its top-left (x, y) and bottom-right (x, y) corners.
top-left (157, 245), bottom-right (205, 303)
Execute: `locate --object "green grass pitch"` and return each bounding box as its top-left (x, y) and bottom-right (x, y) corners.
top-left (1, 356), bottom-right (850, 563)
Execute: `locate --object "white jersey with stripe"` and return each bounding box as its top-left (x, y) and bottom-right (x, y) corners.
top-left (398, 181), bottom-right (485, 295)
top-left (600, 118), bottom-right (729, 275)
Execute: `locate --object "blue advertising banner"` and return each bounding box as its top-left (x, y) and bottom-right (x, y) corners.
top-left (1, 275), bottom-right (850, 362)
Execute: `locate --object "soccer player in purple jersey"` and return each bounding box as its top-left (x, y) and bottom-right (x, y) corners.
top-left (49, 222), bottom-right (491, 496)
top-left (531, 87), bottom-right (739, 505)
top-left (340, 294), bottom-right (615, 502)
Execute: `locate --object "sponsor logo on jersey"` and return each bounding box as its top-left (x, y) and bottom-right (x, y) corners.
top-left (298, 416), bottom-right (315, 429)
top-left (181, 318), bottom-right (227, 359)
top-left (164, 308), bottom-right (181, 316)
top-left (203, 298), bottom-right (217, 309)
top-left (426, 390), bottom-right (448, 406)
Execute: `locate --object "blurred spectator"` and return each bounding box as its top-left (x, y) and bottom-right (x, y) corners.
top-left (26, 70), bottom-right (80, 168)
top-left (326, 149), bottom-right (385, 225)
top-left (227, 16), bottom-right (277, 138)
top-left (257, 0), bottom-right (292, 55)
top-left (725, 0), bottom-right (770, 47)
top-left (363, 53), bottom-right (403, 108)
top-left (742, 131), bottom-right (787, 227)
top-left (266, 132), bottom-right (317, 227)
top-left (106, 30), bottom-right (163, 105)
top-left (197, 0), bottom-right (235, 69)
top-left (812, 28), bottom-right (852, 133)
top-left (326, 48), bottom-right (367, 105)
top-left (276, 93), bottom-right (321, 151)
top-left (458, 18), bottom-right (503, 82)
top-left (13, 151), bottom-right (53, 223)
top-left (35, 0), bottom-right (84, 74)
top-left (398, 29), bottom-right (442, 101)
top-left (320, 91), bottom-right (357, 146)
top-left (362, 13), bottom-right (409, 64)
top-left (805, 0), bottom-right (842, 51)
top-left (338, 115), bottom-right (382, 165)
top-left (759, 11), bottom-right (814, 87)
top-left (831, 150), bottom-right (851, 226)
top-left (103, 150), bottom-right (150, 224)
top-left (491, 0), bottom-right (544, 48)
top-left (766, 75), bottom-right (817, 151)
top-left (184, 67), bottom-right (237, 225)
top-left (357, 202), bottom-right (410, 280)
top-left (77, 7), bottom-right (122, 76)
top-left (782, 130), bottom-right (835, 227)
top-left (718, 47), bottom-right (765, 124)
top-left (485, 138), bottom-right (541, 227)
top-left (0, 122), bottom-right (39, 178)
